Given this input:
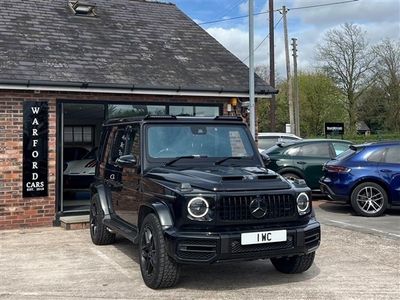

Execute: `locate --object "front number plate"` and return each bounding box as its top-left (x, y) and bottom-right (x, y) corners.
top-left (241, 230), bottom-right (287, 245)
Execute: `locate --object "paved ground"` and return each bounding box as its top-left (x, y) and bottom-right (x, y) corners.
top-left (1, 206), bottom-right (399, 300)
top-left (314, 199), bottom-right (400, 239)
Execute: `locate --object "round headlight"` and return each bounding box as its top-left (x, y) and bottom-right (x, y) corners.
top-left (187, 197), bottom-right (209, 218)
top-left (296, 192), bottom-right (310, 213)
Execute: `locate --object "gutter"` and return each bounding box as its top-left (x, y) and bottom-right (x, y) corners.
top-left (0, 80), bottom-right (277, 98)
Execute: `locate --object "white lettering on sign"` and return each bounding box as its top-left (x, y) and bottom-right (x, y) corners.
top-left (32, 173), bottom-right (38, 180)
top-left (32, 129), bottom-right (38, 136)
top-left (32, 151), bottom-right (39, 158)
top-left (32, 162), bottom-right (38, 169)
top-left (32, 118), bottom-right (39, 125)
top-left (31, 107), bottom-right (40, 114)
top-left (33, 139), bottom-right (38, 147)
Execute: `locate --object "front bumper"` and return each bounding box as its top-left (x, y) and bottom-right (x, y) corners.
top-left (164, 218), bottom-right (320, 264)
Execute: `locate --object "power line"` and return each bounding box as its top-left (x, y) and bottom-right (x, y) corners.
top-left (211, 0), bottom-right (246, 21)
top-left (241, 15), bottom-right (283, 62)
top-left (198, 0), bottom-right (358, 26)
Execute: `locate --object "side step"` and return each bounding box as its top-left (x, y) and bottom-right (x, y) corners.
top-left (103, 218), bottom-right (138, 243)
top-left (60, 215), bottom-right (90, 230)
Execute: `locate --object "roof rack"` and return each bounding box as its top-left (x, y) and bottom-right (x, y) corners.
top-left (144, 115), bottom-right (177, 120)
top-left (214, 116), bottom-right (243, 121)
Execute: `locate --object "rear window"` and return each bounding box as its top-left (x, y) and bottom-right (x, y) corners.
top-left (336, 148), bottom-right (356, 160)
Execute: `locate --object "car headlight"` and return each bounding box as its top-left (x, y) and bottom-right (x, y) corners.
top-left (296, 192), bottom-right (310, 215)
top-left (187, 197), bottom-right (209, 218)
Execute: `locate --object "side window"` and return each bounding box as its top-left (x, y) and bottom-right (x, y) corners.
top-left (332, 142), bottom-right (350, 156)
top-left (300, 143), bottom-right (330, 158)
top-left (125, 124), bottom-right (141, 160)
top-left (109, 127), bottom-right (127, 164)
top-left (284, 146), bottom-right (300, 156)
top-left (384, 146), bottom-right (400, 164)
top-left (367, 148), bottom-right (385, 162)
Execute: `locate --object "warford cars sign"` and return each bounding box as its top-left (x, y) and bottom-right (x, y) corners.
top-left (23, 102), bottom-right (48, 197)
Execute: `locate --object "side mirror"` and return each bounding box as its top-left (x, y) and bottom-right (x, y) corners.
top-left (260, 152), bottom-right (271, 166)
top-left (116, 154), bottom-right (137, 168)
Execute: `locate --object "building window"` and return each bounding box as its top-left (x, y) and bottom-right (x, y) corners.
top-left (107, 105), bottom-right (166, 119)
top-left (169, 105), bottom-right (219, 117)
top-left (64, 126), bottom-right (94, 145)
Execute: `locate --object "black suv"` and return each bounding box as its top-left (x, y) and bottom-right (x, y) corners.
top-left (90, 116), bottom-right (320, 289)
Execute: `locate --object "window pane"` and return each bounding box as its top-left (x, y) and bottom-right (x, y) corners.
top-left (64, 127), bottom-right (73, 143)
top-left (169, 106), bottom-right (194, 116)
top-left (195, 106), bottom-right (219, 117)
top-left (107, 104), bottom-right (166, 119)
top-left (367, 149), bottom-right (385, 162)
top-left (147, 124), bottom-right (254, 158)
top-left (385, 147), bottom-right (400, 164)
top-left (301, 143), bottom-right (330, 157)
top-left (333, 142), bottom-right (350, 156)
top-left (73, 127), bottom-right (82, 142)
top-left (83, 127), bottom-right (92, 142)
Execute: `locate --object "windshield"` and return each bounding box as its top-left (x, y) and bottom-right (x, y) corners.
top-left (147, 124), bottom-right (255, 160)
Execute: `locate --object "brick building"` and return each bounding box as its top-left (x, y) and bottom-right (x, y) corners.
top-left (0, 0), bottom-right (275, 229)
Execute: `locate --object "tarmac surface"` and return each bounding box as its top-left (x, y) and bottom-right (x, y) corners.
top-left (0, 201), bottom-right (399, 300)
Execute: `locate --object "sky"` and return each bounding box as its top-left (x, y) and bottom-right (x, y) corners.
top-left (169, 0), bottom-right (400, 80)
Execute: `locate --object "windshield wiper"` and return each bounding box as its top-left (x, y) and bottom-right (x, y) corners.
top-left (164, 155), bottom-right (208, 166)
top-left (214, 156), bottom-right (244, 165)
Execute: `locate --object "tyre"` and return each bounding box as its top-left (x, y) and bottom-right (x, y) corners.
top-left (90, 193), bottom-right (116, 245)
top-left (139, 213), bottom-right (180, 289)
top-left (271, 252), bottom-right (315, 274)
top-left (281, 172), bottom-right (302, 181)
top-left (350, 182), bottom-right (388, 217)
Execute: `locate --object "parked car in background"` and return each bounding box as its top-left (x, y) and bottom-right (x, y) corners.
top-left (64, 147), bottom-right (98, 189)
top-left (263, 139), bottom-right (352, 191)
top-left (257, 132), bottom-right (301, 152)
top-left (320, 141), bottom-right (400, 217)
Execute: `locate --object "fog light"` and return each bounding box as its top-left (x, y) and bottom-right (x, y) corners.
top-left (297, 192), bottom-right (310, 215)
top-left (187, 197), bottom-right (209, 218)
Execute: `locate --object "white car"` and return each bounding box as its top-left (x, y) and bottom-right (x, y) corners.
top-left (63, 148), bottom-right (97, 189)
top-left (257, 132), bottom-right (301, 152)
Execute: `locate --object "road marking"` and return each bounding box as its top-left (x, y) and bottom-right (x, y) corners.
top-left (90, 247), bottom-right (134, 279)
top-left (327, 219), bottom-right (400, 239)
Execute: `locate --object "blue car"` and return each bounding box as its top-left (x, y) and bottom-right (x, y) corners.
top-left (320, 141), bottom-right (400, 217)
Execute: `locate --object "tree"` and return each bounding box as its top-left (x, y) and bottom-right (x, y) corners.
top-left (317, 23), bottom-right (375, 134)
top-left (373, 39), bottom-right (400, 132)
top-left (298, 72), bottom-right (345, 136)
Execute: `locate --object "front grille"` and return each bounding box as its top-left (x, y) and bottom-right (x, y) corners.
top-left (219, 194), bottom-right (296, 221)
top-left (177, 239), bottom-right (217, 261)
top-left (231, 235), bottom-right (294, 254)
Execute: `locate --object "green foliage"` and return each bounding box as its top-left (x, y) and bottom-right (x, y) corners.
top-left (297, 72), bottom-right (346, 137)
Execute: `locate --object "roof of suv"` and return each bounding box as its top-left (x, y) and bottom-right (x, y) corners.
top-left (104, 115), bottom-right (245, 126)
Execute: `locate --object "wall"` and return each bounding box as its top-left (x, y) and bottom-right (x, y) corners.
top-left (0, 90), bottom-right (230, 229)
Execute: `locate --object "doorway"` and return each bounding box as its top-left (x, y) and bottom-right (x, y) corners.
top-left (59, 102), bottom-right (105, 213)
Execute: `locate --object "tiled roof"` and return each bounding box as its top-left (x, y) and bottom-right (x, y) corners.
top-left (0, 0), bottom-right (275, 94)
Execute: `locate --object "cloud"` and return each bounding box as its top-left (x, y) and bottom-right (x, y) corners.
top-left (204, 0), bottom-right (399, 81)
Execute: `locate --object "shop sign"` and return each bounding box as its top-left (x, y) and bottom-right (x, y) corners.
top-left (23, 101), bottom-right (48, 197)
top-left (325, 122), bottom-right (344, 135)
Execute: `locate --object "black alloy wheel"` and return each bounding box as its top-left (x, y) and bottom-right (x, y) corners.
top-left (90, 193), bottom-right (115, 245)
top-left (139, 214), bottom-right (180, 289)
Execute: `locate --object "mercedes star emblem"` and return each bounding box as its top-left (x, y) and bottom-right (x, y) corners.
top-left (249, 197), bottom-right (267, 218)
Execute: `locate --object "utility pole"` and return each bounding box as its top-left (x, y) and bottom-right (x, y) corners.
top-left (268, 0), bottom-right (276, 131)
top-left (248, 0), bottom-right (256, 137)
top-left (292, 38), bottom-right (300, 137)
top-left (281, 6), bottom-right (294, 134)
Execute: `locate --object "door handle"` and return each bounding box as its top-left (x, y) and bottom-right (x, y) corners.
top-left (380, 169), bottom-right (392, 173)
top-left (296, 161), bottom-right (306, 165)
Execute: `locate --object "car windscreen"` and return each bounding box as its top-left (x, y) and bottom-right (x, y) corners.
top-left (335, 148), bottom-right (357, 160)
top-left (146, 124), bottom-right (255, 159)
